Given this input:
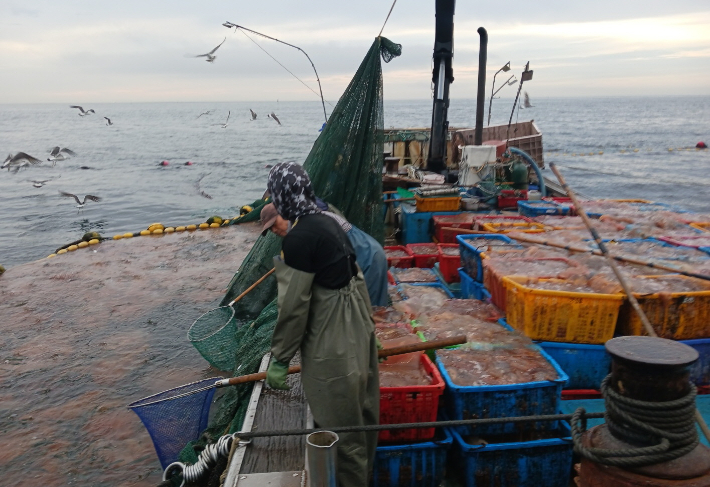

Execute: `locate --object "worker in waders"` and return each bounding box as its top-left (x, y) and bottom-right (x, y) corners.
top-left (264, 162), bottom-right (379, 487)
top-left (261, 200), bottom-right (389, 307)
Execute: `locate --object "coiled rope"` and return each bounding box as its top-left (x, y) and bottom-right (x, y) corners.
top-left (162, 434), bottom-right (234, 487)
top-left (571, 374), bottom-right (699, 468)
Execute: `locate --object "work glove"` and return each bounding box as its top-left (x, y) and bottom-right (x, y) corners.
top-left (376, 338), bottom-right (387, 363)
top-left (266, 358), bottom-right (290, 390)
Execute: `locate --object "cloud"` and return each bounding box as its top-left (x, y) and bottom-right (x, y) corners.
top-left (0, 2), bottom-right (709, 102)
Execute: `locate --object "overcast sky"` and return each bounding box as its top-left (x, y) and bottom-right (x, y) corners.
top-left (1, 0), bottom-right (708, 103)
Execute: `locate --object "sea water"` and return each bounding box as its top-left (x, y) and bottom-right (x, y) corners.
top-left (1, 96), bottom-right (709, 269)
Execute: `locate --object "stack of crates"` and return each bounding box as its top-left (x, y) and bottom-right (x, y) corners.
top-left (436, 319), bottom-right (573, 487)
top-left (432, 213), bottom-right (477, 243)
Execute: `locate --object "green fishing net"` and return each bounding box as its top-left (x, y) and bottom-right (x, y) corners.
top-left (181, 36), bottom-right (401, 464)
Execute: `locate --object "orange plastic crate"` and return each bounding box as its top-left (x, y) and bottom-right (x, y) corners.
top-left (473, 215), bottom-right (532, 230)
top-left (691, 223), bottom-right (710, 234)
top-left (503, 276), bottom-right (624, 344)
top-left (481, 221), bottom-right (547, 234)
top-left (414, 194), bottom-right (461, 212)
top-left (616, 275), bottom-right (710, 340)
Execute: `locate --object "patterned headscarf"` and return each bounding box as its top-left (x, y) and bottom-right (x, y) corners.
top-left (267, 162), bottom-right (321, 222)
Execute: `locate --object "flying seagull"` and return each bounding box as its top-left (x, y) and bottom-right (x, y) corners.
top-left (47, 147), bottom-right (76, 166)
top-left (70, 105), bottom-right (95, 116)
top-left (59, 191), bottom-right (101, 208)
top-left (249, 109), bottom-right (257, 120)
top-left (268, 112), bottom-right (281, 125)
top-left (520, 92), bottom-right (534, 109)
top-left (30, 176), bottom-right (59, 188)
top-left (220, 110), bottom-right (231, 128)
top-left (196, 110), bottom-right (213, 119)
top-left (195, 37), bottom-right (226, 63)
top-left (104, 117), bottom-right (113, 126)
top-left (2, 152), bottom-right (42, 171)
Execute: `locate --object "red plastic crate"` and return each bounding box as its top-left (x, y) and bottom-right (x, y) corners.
top-left (387, 270), bottom-right (396, 285)
top-left (379, 354), bottom-right (445, 442)
top-left (439, 226), bottom-right (471, 244)
top-left (561, 389), bottom-right (602, 400)
top-left (497, 189), bottom-right (528, 209)
top-left (406, 243), bottom-right (440, 268)
top-left (385, 246), bottom-right (414, 268)
top-left (437, 244), bottom-right (461, 283)
top-left (473, 214), bottom-right (532, 230)
top-left (432, 213), bottom-right (476, 243)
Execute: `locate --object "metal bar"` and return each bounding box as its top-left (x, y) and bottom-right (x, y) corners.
top-left (224, 22), bottom-right (327, 124)
top-left (234, 412), bottom-right (605, 439)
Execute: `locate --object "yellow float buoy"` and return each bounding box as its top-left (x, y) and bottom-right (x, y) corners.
top-left (113, 235), bottom-right (123, 240)
top-left (199, 223), bottom-right (209, 229)
top-left (123, 233), bottom-right (133, 238)
top-left (165, 227), bottom-right (175, 233)
top-left (57, 249), bottom-right (68, 254)
top-left (633, 149), bottom-right (639, 153)
top-left (176, 226), bottom-right (186, 232)
top-left (209, 222), bottom-right (220, 228)
top-left (139, 230), bottom-right (150, 236)
top-left (47, 254), bottom-right (56, 258)
top-left (152, 228), bottom-right (163, 235)
top-left (187, 224), bottom-right (197, 231)
top-left (88, 239), bottom-right (100, 245)
top-left (599, 151), bottom-right (604, 155)
top-left (77, 241), bottom-right (89, 248)
top-left (222, 220), bottom-right (230, 225)
top-left (67, 245), bottom-right (78, 251)
top-left (148, 223), bottom-right (165, 232)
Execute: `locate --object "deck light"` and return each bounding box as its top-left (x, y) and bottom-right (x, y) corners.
top-left (488, 62), bottom-right (513, 126)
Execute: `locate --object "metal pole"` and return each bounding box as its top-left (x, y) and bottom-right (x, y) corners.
top-left (224, 22), bottom-right (328, 124)
top-left (306, 431), bottom-right (338, 487)
top-left (487, 62), bottom-right (509, 126)
top-left (474, 27), bottom-right (488, 146)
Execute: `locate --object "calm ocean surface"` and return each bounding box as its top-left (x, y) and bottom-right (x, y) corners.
top-left (1, 96), bottom-right (709, 268)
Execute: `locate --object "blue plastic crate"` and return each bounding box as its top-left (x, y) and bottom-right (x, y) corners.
top-left (600, 237), bottom-right (710, 264)
top-left (538, 342), bottom-right (610, 390)
top-left (432, 263), bottom-right (462, 298)
top-left (371, 430), bottom-right (452, 487)
top-left (681, 338), bottom-right (710, 387)
top-left (459, 268), bottom-right (492, 301)
top-left (398, 282), bottom-right (455, 300)
top-left (456, 234), bottom-right (517, 282)
top-left (517, 200), bottom-right (572, 217)
top-left (400, 205), bottom-right (460, 244)
top-left (449, 423), bottom-right (573, 487)
top-left (436, 346), bottom-right (568, 437)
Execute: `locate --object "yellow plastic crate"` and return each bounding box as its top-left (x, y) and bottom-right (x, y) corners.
top-left (481, 222), bottom-right (547, 234)
top-left (616, 275), bottom-right (710, 340)
top-left (690, 222), bottom-right (710, 234)
top-left (414, 194), bottom-right (461, 212)
top-left (606, 198), bottom-right (653, 204)
top-left (503, 276), bottom-right (624, 344)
